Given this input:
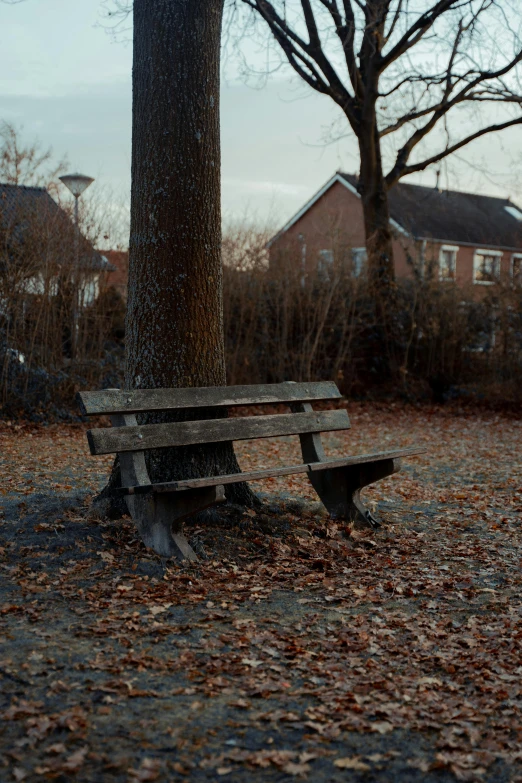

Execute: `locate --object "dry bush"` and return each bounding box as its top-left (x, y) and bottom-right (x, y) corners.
top-left (223, 225), bottom-right (383, 393)
top-left (3, 200), bottom-right (521, 419)
top-left (0, 123), bottom-right (128, 419)
top-left (0, 191), bottom-right (123, 417)
top-left (222, 227), bottom-right (522, 404)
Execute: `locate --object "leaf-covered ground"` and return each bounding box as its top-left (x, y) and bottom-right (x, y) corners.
top-left (1, 404), bottom-right (521, 782)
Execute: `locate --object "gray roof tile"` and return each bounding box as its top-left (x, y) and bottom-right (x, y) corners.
top-left (0, 183), bottom-right (115, 271)
top-left (339, 172), bottom-right (522, 249)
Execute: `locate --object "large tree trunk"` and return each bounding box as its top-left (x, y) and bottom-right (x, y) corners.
top-left (358, 124), bottom-right (395, 296)
top-left (357, 119), bottom-right (399, 374)
top-left (99, 0), bottom-right (255, 514)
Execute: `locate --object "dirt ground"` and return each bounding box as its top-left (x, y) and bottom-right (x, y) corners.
top-left (1, 404), bottom-right (522, 782)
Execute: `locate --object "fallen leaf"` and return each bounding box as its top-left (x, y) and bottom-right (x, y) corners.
top-left (371, 721), bottom-right (395, 734)
top-left (282, 761), bottom-right (311, 776)
top-left (334, 757), bottom-right (371, 771)
top-left (128, 758), bottom-right (162, 781)
top-left (63, 746), bottom-right (89, 772)
top-left (46, 742), bottom-right (67, 755)
top-left (241, 658), bottom-right (263, 668)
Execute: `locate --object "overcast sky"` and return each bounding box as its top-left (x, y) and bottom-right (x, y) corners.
top-left (2, 0), bottom-right (522, 239)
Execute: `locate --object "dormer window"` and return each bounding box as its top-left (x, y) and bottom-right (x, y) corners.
top-left (473, 249), bottom-right (502, 284)
top-left (505, 205), bottom-right (522, 221)
top-left (439, 245), bottom-right (458, 281)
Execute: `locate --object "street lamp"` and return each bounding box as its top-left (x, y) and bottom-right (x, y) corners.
top-left (59, 173), bottom-right (94, 230)
top-left (59, 173), bottom-right (94, 359)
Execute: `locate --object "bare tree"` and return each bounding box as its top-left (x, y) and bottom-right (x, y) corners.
top-left (0, 121), bottom-right (67, 195)
top-left (230, 0), bottom-right (522, 301)
top-left (0, 126), bottom-right (119, 413)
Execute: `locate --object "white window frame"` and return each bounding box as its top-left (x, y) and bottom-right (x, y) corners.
top-left (439, 244), bottom-right (459, 281)
top-left (22, 273), bottom-right (45, 295)
top-left (317, 249), bottom-right (334, 281)
top-left (351, 247), bottom-right (367, 277)
top-left (473, 248), bottom-right (502, 285)
top-left (511, 253), bottom-right (522, 287)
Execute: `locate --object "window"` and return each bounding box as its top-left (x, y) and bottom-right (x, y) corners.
top-left (23, 274), bottom-right (45, 295)
top-left (21, 274), bottom-right (58, 296)
top-left (439, 244), bottom-right (458, 281)
top-left (473, 249), bottom-right (502, 284)
top-left (505, 205), bottom-right (522, 221)
top-left (512, 254), bottom-right (522, 287)
top-left (317, 249), bottom-right (334, 280)
top-left (79, 275), bottom-right (100, 307)
top-left (352, 247), bottom-right (367, 277)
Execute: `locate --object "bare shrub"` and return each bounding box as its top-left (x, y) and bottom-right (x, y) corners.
top-left (223, 225), bottom-right (374, 392)
top-left (222, 226), bottom-right (522, 404)
top-left (0, 124), bottom-right (124, 418)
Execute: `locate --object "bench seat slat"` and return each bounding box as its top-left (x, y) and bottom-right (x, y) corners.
top-left (77, 381), bottom-right (342, 416)
top-left (87, 409), bottom-right (351, 456)
top-left (110, 446), bottom-right (426, 496)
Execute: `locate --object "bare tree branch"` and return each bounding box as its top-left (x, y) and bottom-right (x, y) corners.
top-left (241, 0), bottom-right (359, 124)
top-left (380, 0), bottom-right (469, 70)
top-left (318, 0), bottom-right (365, 99)
top-left (391, 115), bottom-right (522, 183)
top-left (385, 42), bottom-right (522, 182)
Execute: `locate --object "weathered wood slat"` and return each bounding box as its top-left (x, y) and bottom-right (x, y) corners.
top-left (77, 381), bottom-right (342, 416)
top-left (109, 446), bottom-right (426, 496)
top-left (86, 409), bottom-right (351, 456)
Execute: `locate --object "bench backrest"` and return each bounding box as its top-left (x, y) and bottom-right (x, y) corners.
top-left (77, 381), bottom-right (350, 457)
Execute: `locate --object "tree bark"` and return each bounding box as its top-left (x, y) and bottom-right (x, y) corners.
top-left (99, 0), bottom-right (255, 513)
top-left (357, 117), bottom-right (399, 374)
top-left (356, 75), bottom-right (396, 297)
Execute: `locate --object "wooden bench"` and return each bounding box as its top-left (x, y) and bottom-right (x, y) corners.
top-left (77, 382), bottom-right (424, 561)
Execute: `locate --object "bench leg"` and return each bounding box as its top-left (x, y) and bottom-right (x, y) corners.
top-left (308, 458), bottom-right (401, 530)
top-left (126, 485), bottom-right (226, 560)
top-left (110, 413), bottom-right (227, 561)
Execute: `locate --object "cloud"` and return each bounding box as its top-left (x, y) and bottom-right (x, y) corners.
top-left (222, 178), bottom-right (309, 197)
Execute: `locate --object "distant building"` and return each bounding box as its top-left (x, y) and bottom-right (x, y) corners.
top-left (0, 182), bottom-right (115, 311)
top-left (268, 172), bottom-right (522, 287)
top-left (101, 250), bottom-right (129, 300)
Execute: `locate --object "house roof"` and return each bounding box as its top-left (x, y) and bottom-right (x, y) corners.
top-left (0, 182), bottom-right (58, 219)
top-left (339, 173), bottom-right (522, 249)
top-left (0, 182), bottom-right (115, 272)
top-left (270, 172), bottom-right (522, 250)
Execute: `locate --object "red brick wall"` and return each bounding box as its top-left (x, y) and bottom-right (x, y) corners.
top-left (269, 180), bottom-right (517, 289)
top-left (102, 250), bottom-right (129, 299)
top-left (269, 181), bottom-right (367, 275)
top-left (423, 241), bottom-right (514, 288)
top-left (269, 180), bottom-right (418, 277)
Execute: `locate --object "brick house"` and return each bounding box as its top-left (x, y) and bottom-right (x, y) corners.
top-left (102, 250), bottom-right (129, 300)
top-left (0, 182), bottom-right (115, 309)
top-left (268, 172), bottom-right (522, 288)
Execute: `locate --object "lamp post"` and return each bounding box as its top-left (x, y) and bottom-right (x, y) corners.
top-left (59, 173), bottom-right (94, 359)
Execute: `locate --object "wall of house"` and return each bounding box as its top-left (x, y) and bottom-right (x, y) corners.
top-left (269, 180), bottom-right (416, 278)
top-left (269, 181), bottom-right (365, 275)
top-left (103, 250), bottom-right (129, 299)
top-left (423, 241), bottom-right (517, 291)
top-left (269, 180), bottom-right (521, 290)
